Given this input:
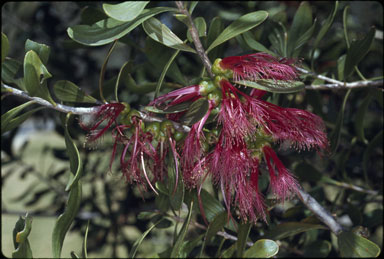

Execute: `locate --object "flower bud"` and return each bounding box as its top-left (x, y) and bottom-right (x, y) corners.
top-left (145, 121), bottom-right (160, 139)
top-left (212, 58), bottom-right (233, 78)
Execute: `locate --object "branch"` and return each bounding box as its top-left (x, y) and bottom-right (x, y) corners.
top-left (2, 83), bottom-right (191, 132)
top-left (2, 83), bottom-right (98, 115)
top-left (297, 67), bottom-right (384, 90)
top-left (305, 80), bottom-right (383, 90)
top-left (175, 1), bottom-right (214, 78)
top-left (295, 186), bottom-right (343, 235)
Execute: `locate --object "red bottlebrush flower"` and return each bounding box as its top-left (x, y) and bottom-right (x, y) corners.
top-left (113, 117), bottom-right (160, 195)
top-left (219, 53), bottom-right (298, 82)
top-left (182, 100), bottom-right (215, 188)
top-left (218, 79), bottom-right (255, 146)
top-left (263, 145), bottom-right (299, 201)
top-left (80, 102), bottom-right (125, 142)
top-left (149, 85), bottom-right (203, 109)
top-left (234, 158), bottom-right (267, 224)
top-left (246, 97), bottom-right (329, 151)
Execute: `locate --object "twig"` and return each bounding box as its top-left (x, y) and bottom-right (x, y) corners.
top-left (305, 80), bottom-right (383, 90)
top-left (175, 1), bottom-right (214, 78)
top-left (295, 186), bottom-right (343, 235)
top-left (2, 83), bottom-right (97, 115)
top-left (297, 67), bottom-right (383, 90)
top-left (2, 83), bottom-right (191, 132)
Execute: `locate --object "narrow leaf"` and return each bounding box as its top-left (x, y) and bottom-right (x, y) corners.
top-left (187, 17), bottom-right (207, 42)
top-left (180, 98), bottom-right (209, 125)
top-left (263, 222), bottom-right (327, 240)
top-left (103, 1), bottom-right (149, 22)
top-left (2, 32), bottom-right (9, 63)
top-left (170, 201), bottom-right (194, 258)
top-left (287, 1), bottom-right (313, 57)
top-left (338, 231), bottom-right (381, 257)
top-left (354, 90), bottom-right (374, 144)
top-left (344, 27), bottom-right (375, 79)
top-left (1, 101), bottom-right (43, 134)
top-left (67, 7), bottom-right (177, 46)
top-left (234, 79), bottom-right (305, 93)
top-left (207, 11), bottom-right (268, 52)
top-left (1, 57), bottom-right (24, 89)
top-left (242, 31), bottom-right (275, 56)
top-left (244, 239), bottom-right (279, 258)
top-left (53, 80), bottom-right (97, 103)
top-left (143, 17), bottom-right (196, 53)
top-left (330, 89), bottom-right (352, 154)
top-left (236, 222), bottom-right (252, 258)
top-left (313, 1), bottom-right (339, 49)
top-left (63, 113), bottom-right (83, 191)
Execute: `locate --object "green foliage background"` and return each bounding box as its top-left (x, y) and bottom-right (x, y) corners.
top-left (1, 1), bottom-right (383, 258)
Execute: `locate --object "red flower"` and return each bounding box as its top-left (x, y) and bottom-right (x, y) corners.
top-left (182, 100), bottom-right (215, 188)
top-left (219, 53), bottom-right (298, 82)
top-left (263, 145), bottom-right (299, 201)
top-left (112, 117), bottom-right (160, 195)
top-left (149, 85), bottom-right (202, 109)
top-left (218, 79), bottom-right (254, 146)
top-left (80, 103), bottom-right (126, 142)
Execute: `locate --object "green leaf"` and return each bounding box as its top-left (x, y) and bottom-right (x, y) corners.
top-left (67, 7), bottom-right (177, 46)
top-left (268, 21), bottom-right (288, 56)
top-left (221, 243), bottom-right (237, 258)
top-left (23, 50), bottom-right (55, 104)
top-left (170, 200), bottom-right (194, 258)
top-left (53, 80), bottom-right (97, 103)
top-left (143, 17), bottom-right (196, 53)
top-left (287, 1), bottom-right (313, 57)
top-left (291, 18), bottom-right (317, 57)
top-left (2, 32), bottom-right (9, 63)
top-left (206, 16), bottom-right (222, 49)
top-left (1, 101), bottom-right (44, 134)
top-left (52, 180), bottom-right (82, 258)
top-left (242, 31), bottom-right (275, 56)
top-left (187, 17), bottom-right (207, 42)
top-left (191, 188), bottom-right (226, 223)
top-left (263, 222), bottom-right (327, 240)
top-left (313, 1), bottom-right (339, 50)
top-left (167, 156), bottom-right (184, 211)
top-left (102, 1), bottom-right (149, 22)
top-left (154, 48), bottom-right (181, 98)
top-left (244, 239), bottom-right (279, 258)
top-left (82, 220), bottom-right (90, 258)
top-left (145, 101), bottom-right (192, 114)
top-left (363, 131), bottom-right (383, 184)
top-left (2, 57), bottom-right (24, 88)
top-left (52, 114), bottom-right (82, 258)
top-left (337, 54), bottom-right (347, 81)
top-left (338, 231), bottom-right (381, 257)
top-left (330, 89), bottom-right (352, 154)
top-left (129, 218), bottom-right (165, 258)
top-left (12, 213), bottom-right (33, 258)
top-left (236, 222), bottom-right (252, 258)
top-left (180, 98), bottom-right (209, 125)
top-left (354, 90), bottom-right (374, 144)
top-left (200, 211), bottom-right (228, 256)
top-left (234, 79), bottom-right (305, 93)
top-left (207, 11), bottom-right (269, 52)
top-left (63, 113), bottom-right (83, 191)
top-left (344, 27), bottom-right (375, 79)
top-left (303, 240), bottom-right (332, 258)
top-left (25, 39), bottom-right (50, 65)
top-left (144, 37), bottom-right (187, 85)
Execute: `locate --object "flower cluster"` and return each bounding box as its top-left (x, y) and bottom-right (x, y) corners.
top-left (82, 52), bottom-right (329, 224)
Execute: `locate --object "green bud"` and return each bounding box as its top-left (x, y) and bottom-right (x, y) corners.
top-left (199, 80), bottom-right (217, 96)
top-left (173, 131), bottom-right (185, 142)
top-left (145, 121), bottom-right (161, 139)
top-left (160, 120), bottom-right (175, 135)
top-left (207, 88), bottom-right (222, 106)
top-left (212, 58), bottom-right (233, 78)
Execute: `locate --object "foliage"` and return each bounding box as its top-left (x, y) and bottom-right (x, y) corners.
top-left (1, 1), bottom-right (383, 258)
